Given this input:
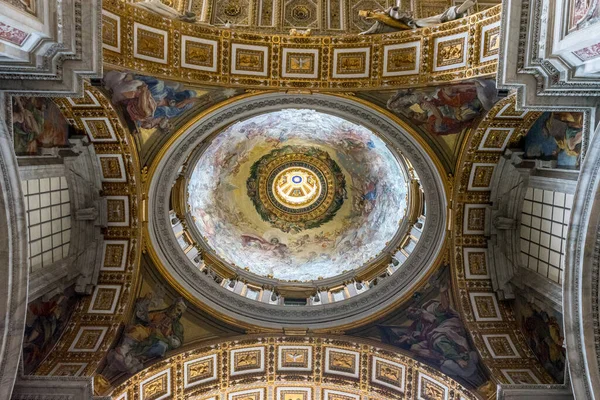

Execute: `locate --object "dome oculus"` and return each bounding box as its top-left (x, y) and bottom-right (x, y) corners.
top-left (273, 167), bottom-right (320, 208)
top-left (247, 145), bottom-right (346, 231)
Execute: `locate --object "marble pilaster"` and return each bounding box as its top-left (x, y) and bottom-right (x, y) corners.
top-left (0, 94), bottom-right (29, 399)
top-left (563, 120), bottom-right (600, 400)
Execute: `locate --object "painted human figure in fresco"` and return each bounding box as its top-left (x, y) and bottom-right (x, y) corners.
top-left (387, 80), bottom-right (498, 136)
top-left (22, 289), bottom-right (79, 374)
top-left (12, 96), bottom-right (70, 155)
top-left (544, 112), bottom-right (583, 158)
top-left (571, 0), bottom-right (600, 29)
top-left (105, 294), bottom-right (187, 375)
top-left (514, 295), bottom-right (566, 383)
top-left (523, 112), bottom-right (583, 168)
top-left (522, 309), bottom-right (565, 383)
top-left (241, 234), bottom-right (289, 257)
top-left (377, 273), bottom-right (485, 387)
top-left (103, 70), bottom-right (204, 132)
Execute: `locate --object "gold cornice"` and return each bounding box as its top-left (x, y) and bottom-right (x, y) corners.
top-left (101, 0), bottom-right (501, 91)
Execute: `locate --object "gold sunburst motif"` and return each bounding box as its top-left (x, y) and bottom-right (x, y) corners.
top-left (247, 145), bottom-right (346, 231)
top-left (273, 167), bottom-right (321, 209)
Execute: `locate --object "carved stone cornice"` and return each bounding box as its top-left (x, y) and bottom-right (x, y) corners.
top-left (0, 0), bottom-right (102, 96)
top-left (497, 0), bottom-right (600, 110)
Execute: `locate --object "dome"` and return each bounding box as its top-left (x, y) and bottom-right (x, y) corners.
top-left (147, 93), bottom-right (447, 329)
top-left (187, 109), bottom-right (408, 281)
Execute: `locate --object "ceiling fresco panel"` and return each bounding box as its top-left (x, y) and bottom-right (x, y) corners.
top-left (187, 109), bottom-right (408, 281)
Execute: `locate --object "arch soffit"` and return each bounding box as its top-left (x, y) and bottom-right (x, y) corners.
top-left (110, 334), bottom-right (481, 400)
top-left (450, 95), bottom-right (556, 386)
top-left (27, 85), bottom-right (144, 377)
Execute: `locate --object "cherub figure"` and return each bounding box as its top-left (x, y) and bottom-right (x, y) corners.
top-left (359, 0), bottom-right (476, 35)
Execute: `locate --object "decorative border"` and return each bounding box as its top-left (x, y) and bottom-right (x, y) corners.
top-left (382, 41), bottom-right (421, 77)
top-left (230, 346), bottom-right (265, 376)
top-left (183, 354), bottom-right (218, 388)
top-left (101, 0), bottom-right (501, 90)
top-left (181, 36), bottom-right (219, 72)
top-left (324, 347), bottom-right (359, 378)
top-left (277, 345), bottom-right (313, 371)
top-left (371, 356), bottom-right (406, 392)
top-left (133, 22), bottom-right (168, 64)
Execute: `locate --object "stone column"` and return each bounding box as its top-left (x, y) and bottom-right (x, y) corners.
top-left (564, 120), bottom-right (600, 399)
top-left (0, 94), bottom-right (29, 399)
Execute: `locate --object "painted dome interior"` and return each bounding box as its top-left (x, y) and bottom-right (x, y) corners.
top-left (187, 109), bottom-right (409, 281)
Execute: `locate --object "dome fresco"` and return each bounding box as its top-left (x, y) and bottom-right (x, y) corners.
top-left (188, 109), bottom-right (408, 281)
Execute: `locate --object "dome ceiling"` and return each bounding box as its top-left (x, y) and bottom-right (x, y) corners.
top-left (187, 109), bottom-right (407, 281)
top-left (147, 93), bottom-right (447, 329)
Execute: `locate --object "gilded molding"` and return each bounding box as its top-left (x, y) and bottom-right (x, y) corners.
top-left (450, 94), bottom-right (556, 385)
top-left (110, 335), bottom-right (479, 399)
top-left (101, 0), bottom-right (501, 90)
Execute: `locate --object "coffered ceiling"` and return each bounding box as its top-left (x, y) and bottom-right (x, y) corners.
top-left (135, 0), bottom-right (501, 34)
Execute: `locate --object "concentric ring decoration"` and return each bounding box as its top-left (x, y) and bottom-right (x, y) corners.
top-left (248, 146), bottom-right (346, 231)
top-left (146, 92), bottom-right (448, 330)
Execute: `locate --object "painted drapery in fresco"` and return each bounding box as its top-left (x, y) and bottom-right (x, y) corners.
top-left (348, 267), bottom-right (488, 389)
top-left (23, 287), bottom-right (80, 374)
top-left (521, 112), bottom-right (583, 168)
top-left (513, 295), bottom-right (566, 383)
top-left (102, 70), bottom-right (211, 134)
top-left (570, 0), bottom-right (600, 30)
top-left (386, 79), bottom-right (498, 136)
top-left (12, 97), bottom-right (70, 155)
top-left (101, 292), bottom-right (187, 379)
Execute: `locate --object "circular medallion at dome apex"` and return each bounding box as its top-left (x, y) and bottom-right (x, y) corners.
top-left (269, 160), bottom-right (326, 212)
top-left (187, 109), bottom-right (407, 281)
top-left (273, 165), bottom-right (322, 208)
top-left (247, 145), bottom-right (346, 230)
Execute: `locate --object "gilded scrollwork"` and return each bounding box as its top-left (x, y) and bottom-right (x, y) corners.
top-left (101, 0), bottom-right (501, 91)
